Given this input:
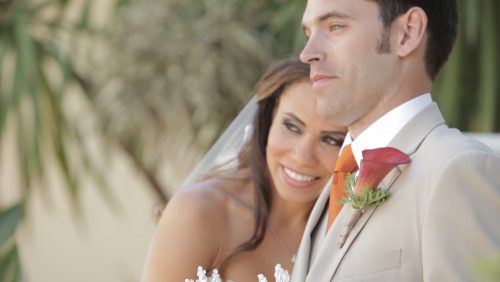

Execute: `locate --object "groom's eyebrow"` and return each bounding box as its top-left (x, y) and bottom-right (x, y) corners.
top-left (319, 10), bottom-right (352, 21)
top-left (302, 10), bottom-right (352, 31)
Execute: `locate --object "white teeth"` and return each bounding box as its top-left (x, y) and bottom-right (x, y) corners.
top-left (284, 167), bottom-right (316, 182)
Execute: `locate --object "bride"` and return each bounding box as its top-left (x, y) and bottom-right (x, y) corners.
top-left (141, 58), bottom-right (347, 281)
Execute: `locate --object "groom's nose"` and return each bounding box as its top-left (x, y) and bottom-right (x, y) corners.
top-left (300, 34), bottom-right (325, 64)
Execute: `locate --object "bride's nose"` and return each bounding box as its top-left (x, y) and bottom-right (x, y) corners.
top-left (290, 137), bottom-right (317, 165)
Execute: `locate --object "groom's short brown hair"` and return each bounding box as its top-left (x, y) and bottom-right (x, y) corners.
top-left (369, 0), bottom-right (458, 80)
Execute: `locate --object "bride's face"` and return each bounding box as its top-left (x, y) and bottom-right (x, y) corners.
top-left (266, 80), bottom-right (347, 205)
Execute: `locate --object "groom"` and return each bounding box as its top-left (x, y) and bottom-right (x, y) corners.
top-left (292, 0), bottom-right (500, 281)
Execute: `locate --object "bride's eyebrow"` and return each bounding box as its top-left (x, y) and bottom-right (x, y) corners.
top-left (283, 112), bottom-right (305, 125)
top-left (283, 112), bottom-right (346, 136)
top-left (321, 130), bottom-right (346, 136)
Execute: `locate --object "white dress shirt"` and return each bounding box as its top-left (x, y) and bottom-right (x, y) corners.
top-left (342, 93), bottom-right (433, 167)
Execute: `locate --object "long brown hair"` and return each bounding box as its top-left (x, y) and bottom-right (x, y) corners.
top-left (220, 57), bottom-right (310, 268)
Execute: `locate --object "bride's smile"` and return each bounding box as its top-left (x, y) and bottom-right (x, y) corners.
top-left (282, 166), bottom-right (321, 184)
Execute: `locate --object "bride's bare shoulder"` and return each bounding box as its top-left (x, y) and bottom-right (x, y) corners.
top-left (161, 178), bottom-right (231, 230)
top-left (142, 170), bottom-right (256, 280)
top-left (159, 170), bottom-right (252, 235)
top-left (179, 172), bottom-right (252, 213)
top-left (144, 175), bottom-right (249, 279)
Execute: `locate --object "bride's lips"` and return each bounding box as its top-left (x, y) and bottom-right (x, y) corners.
top-left (281, 165), bottom-right (322, 188)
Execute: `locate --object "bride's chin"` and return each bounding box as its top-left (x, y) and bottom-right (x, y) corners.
top-left (274, 185), bottom-right (322, 205)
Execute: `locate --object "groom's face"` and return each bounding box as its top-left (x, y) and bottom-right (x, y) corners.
top-left (300, 0), bottom-right (398, 129)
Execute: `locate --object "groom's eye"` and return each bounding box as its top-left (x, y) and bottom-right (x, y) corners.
top-left (329, 23), bottom-right (345, 32)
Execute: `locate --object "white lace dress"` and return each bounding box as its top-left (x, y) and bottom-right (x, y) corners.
top-left (185, 264), bottom-right (291, 282)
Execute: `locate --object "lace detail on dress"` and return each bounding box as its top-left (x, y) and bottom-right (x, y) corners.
top-left (185, 264), bottom-right (290, 282)
top-left (185, 266), bottom-right (222, 282)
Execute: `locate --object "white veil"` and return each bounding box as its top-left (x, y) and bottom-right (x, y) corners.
top-left (182, 96), bottom-right (257, 186)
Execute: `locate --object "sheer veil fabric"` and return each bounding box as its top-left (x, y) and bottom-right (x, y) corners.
top-left (140, 97), bottom-right (257, 282)
top-left (182, 96), bottom-right (257, 186)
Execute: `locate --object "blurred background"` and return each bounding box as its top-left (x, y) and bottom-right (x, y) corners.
top-left (0, 0), bottom-right (499, 281)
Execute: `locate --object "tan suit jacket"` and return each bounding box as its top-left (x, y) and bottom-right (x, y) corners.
top-left (291, 103), bottom-right (500, 281)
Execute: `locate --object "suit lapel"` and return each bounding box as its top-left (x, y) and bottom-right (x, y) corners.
top-left (388, 103), bottom-right (445, 156)
top-left (306, 167), bottom-right (402, 281)
top-left (305, 103), bottom-right (446, 281)
top-left (291, 178), bottom-right (332, 282)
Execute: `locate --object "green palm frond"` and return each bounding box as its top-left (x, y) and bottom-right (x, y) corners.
top-left (0, 1), bottom-right (109, 278)
top-left (0, 204), bottom-right (23, 282)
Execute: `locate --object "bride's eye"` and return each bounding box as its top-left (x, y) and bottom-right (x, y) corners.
top-left (283, 120), bottom-right (301, 134)
top-left (322, 135), bottom-right (343, 146)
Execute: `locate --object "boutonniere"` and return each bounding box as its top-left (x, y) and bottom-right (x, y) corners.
top-left (338, 147), bottom-right (411, 247)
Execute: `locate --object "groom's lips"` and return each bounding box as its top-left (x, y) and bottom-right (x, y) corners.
top-left (311, 74), bottom-right (330, 81)
top-left (311, 74), bottom-right (336, 88)
top-left (281, 165), bottom-right (322, 189)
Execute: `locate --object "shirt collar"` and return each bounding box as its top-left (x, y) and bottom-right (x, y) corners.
top-left (341, 93), bottom-right (432, 166)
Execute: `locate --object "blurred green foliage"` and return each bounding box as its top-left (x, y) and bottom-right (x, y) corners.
top-left (0, 204), bottom-right (22, 282)
top-left (434, 0), bottom-right (500, 132)
top-left (475, 255), bottom-right (500, 281)
top-left (0, 0), bottom-right (105, 278)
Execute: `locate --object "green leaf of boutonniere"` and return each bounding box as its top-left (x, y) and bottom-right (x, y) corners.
top-left (340, 173), bottom-right (390, 210)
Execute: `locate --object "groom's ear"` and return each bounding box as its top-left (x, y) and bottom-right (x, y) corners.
top-left (393, 7), bottom-right (428, 58)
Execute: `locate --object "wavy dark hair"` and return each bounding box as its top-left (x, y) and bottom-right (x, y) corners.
top-left (218, 57), bottom-right (310, 268)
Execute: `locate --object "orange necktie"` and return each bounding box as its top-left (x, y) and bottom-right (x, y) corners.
top-left (327, 144), bottom-right (358, 229)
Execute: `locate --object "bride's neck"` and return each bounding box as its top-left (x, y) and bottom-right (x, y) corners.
top-left (269, 195), bottom-right (312, 231)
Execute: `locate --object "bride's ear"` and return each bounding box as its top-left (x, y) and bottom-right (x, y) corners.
top-left (393, 7), bottom-right (428, 58)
